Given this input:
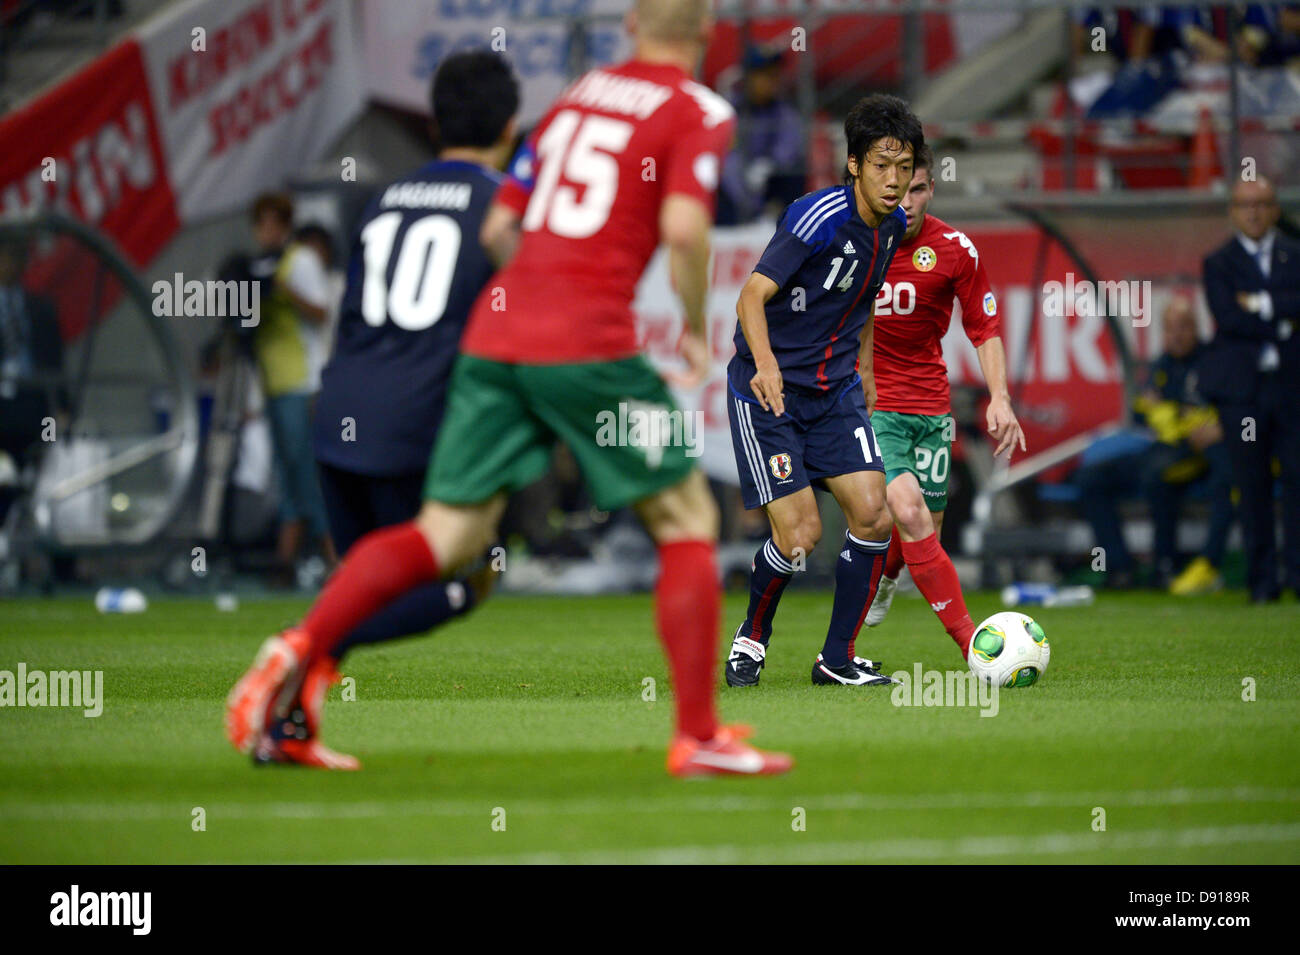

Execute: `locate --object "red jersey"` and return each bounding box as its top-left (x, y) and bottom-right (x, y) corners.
top-left (460, 59), bottom-right (735, 364)
top-left (872, 214), bottom-right (1000, 414)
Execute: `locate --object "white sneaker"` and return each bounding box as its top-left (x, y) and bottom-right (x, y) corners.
top-left (865, 574), bottom-right (898, 627)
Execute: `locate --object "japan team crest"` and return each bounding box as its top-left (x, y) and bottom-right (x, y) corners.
top-left (768, 453), bottom-right (793, 481)
top-left (912, 246), bottom-right (936, 271)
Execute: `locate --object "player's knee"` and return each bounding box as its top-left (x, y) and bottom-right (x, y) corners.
top-left (416, 501), bottom-right (490, 572)
top-left (871, 510), bottom-right (896, 542)
top-left (774, 513), bottom-right (821, 558)
top-left (847, 509), bottom-right (893, 543)
top-left (844, 490), bottom-right (890, 540)
top-left (889, 497), bottom-right (928, 538)
top-left (639, 471), bottom-right (718, 543)
top-left (678, 485), bottom-right (720, 541)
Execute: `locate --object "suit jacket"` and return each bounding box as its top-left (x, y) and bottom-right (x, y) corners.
top-left (1200, 230), bottom-right (1300, 405)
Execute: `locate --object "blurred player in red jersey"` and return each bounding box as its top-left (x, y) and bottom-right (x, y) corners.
top-left (864, 145), bottom-right (1026, 657)
top-left (226, 0), bottom-right (792, 777)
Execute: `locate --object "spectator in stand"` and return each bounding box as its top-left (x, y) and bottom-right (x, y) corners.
top-left (1148, 300), bottom-right (1236, 595)
top-left (1200, 175), bottom-right (1300, 602)
top-left (1080, 5), bottom-right (1216, 117)
top-left (716, 43), bottom-right (806, 226)
top-left (247, 192), bottom-right (335, 586)
top-left (292, 222), bottom-right (343, 363)
top-left (1237, 4), bottom-right (1300, 67)
top-left (1075, 296), bottom-right (1233, 591)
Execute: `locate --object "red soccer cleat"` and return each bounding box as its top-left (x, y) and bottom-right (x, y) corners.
top-left (296, 655), bottom-right (343, 739)
top-left (253, 736), bottom-right (361, 771)
top-left (666, 724), bottom-right (794, 777)
top-left (254, 655), bottom-right (361, 770)
top-left (224, 629), bottom-right (310, 754)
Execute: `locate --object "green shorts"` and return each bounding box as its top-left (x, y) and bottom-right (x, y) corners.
top-left (870, 410), bottom-right (953, 512)
top-left (425, 354), bottom-right (697, 512)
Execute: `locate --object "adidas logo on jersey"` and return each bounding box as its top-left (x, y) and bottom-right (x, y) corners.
top-left (840, 548), bottom-right (852, 562)
top-left (843, 241), bottom-right (855, 254)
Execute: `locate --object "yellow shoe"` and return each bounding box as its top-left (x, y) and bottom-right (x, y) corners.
top-left (1169, 557), bottom-right (1222, 596)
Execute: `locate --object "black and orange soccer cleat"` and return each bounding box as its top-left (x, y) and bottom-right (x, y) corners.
top-left (224, 628), bottom-right (310, 755)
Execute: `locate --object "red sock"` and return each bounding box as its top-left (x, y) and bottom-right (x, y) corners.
top-left (900, 533), bottom-right (974, 654)
top-left (884, 533), bottom-right (905, 580)
top-left (301, 522), bottom-right (439, 661)
top-left (654, 540), bottom-right (720, 742)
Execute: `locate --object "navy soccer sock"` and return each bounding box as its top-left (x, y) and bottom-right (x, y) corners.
top-left (821, 531), bottom-right (891, 667)
top-left (741, 538), bottom-right (795, 647)
top-left (330, 580), bottom-right (477, 661)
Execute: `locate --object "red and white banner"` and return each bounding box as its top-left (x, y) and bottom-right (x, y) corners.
top-left (0, 0), bottom-right (364, 266)
top-left (0, 38), bottom-right (180, 266)
top-left (636, 222), bottom-right (1137, 484)
top-left (138, 0), bottom-right (364, 222)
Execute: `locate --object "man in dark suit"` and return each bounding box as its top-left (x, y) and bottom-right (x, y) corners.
top-left (1201, 175), bottom-right (1300, 601)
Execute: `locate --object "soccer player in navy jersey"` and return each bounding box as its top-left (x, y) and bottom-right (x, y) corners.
top-left (249, 51), bottom-right (519, 767)
top-left (724, 94), bottom-right (922, 688)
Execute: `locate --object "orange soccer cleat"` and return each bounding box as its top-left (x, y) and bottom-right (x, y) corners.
top-left (253, 655), bottom-right (361, 770)
top-left (666, 724), bottom-right (794, 778)
top-left (253, 736), bottom-right (361, 771)
top-left (224, 628), bottom-right (311, 755)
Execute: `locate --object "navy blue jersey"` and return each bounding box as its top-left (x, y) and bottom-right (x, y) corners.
top-left (314, 159), bottom-right (501, 476)
top-left (730, 185), bottom-right (908, 393)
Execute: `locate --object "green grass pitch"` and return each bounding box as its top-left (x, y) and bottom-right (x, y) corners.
top-left (1, 590), bottom-right (1297, 864)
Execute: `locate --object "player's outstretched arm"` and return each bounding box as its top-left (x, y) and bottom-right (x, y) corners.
top-left (736, 272), bottom-right (784, 415)
top-left (660, 194), bottom-right (713, 389)
top-left (480, 203), bottom-right (522, 267)
top-left (858, 305), bottom-right (877, 415)
top-left (975, 336), bottom-right (1027, 458)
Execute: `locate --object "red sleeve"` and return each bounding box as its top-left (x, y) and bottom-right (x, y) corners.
top-left (662, 101), bottom-right (734, 212)
top-left (951, 235), bottom-right (1000, 348)
top-left (495, 177), bottom-right (530, 217)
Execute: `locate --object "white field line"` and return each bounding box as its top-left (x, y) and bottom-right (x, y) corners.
top-left (0, 786), bottom-right (1296, 822)
top-left (326, 822), bottom-right (1300, 865)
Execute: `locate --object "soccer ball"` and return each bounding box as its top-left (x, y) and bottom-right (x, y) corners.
top-left (968, 612), bottom-right (1050, 688)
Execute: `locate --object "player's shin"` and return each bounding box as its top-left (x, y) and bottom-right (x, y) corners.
top-left (884, 533), bottom-right (905, 580)
top-left (743, 537), bottom-right (794, 646)
top-left (822, 531), bottom-right (891, 666)
top-left (300, 521), bottom-right (441, 663)
top-left (329, 579), bottom-right (477, 661)
top-left (655, 539), bottom-right (720, 742)
top-left (901, 533), bottom-right (975, 655)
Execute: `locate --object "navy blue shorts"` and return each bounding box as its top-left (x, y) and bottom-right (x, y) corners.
top-left (727, 374), bottom-right (883, 510)
top-left (317, 462), bottom-right (426, 554)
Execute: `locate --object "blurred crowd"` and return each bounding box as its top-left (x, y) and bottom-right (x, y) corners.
top-left (1071, 3), bottom-right (1300, 118)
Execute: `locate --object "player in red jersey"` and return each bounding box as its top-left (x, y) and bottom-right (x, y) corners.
top-left (226, 0), bottom-right (792, 777)
top-left (864, 145), bottom-right (1026, 656)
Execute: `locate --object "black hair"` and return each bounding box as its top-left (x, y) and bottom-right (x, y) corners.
top-left (842, 93), bottom-right (925, 183)
top-left (294, 223), bottom-right (336, 268)
top-left (430, 50), bottom-right (520, 150)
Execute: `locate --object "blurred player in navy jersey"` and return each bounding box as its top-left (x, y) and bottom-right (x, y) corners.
top-left (228, 0), bottom-right (792, 776)
top-left (723, 94), bottom-right (921, 689)
top-left (244, 50), bottom-right (520, 768)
